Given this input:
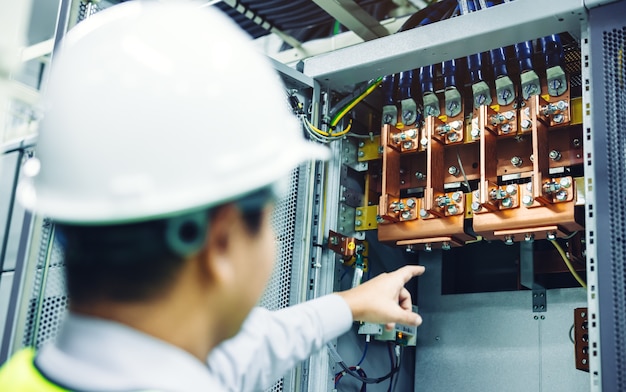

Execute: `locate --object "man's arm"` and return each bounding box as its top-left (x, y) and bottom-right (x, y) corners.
top-left (206, 265), bottom-right (425, 391)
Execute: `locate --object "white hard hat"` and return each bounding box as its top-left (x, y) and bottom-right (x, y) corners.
top-left (18, 1), bottom-right (329, 224)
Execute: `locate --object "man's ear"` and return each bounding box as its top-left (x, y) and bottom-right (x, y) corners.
top-left (198, 204), bottom-right (239, 286)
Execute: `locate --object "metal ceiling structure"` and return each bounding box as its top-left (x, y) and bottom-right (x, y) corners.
top-left (211, 0), bottom-right (422, 50)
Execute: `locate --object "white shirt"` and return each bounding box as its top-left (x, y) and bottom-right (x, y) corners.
top-left (35, 294), bottom-right (352, 392)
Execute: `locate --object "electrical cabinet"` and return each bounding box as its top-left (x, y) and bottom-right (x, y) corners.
top-left (296, 0), bottom-right (626, 391)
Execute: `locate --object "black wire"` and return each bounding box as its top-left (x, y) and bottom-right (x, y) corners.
top-left (387, 343), bottom-right (395, 392)
top-left (338, 360), bottom-right (399, 384)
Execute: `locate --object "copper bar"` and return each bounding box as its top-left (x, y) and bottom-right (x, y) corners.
top-left (380, 124), bottom-right (401, 222)
top-left (397, 236), bottom-right (463, 247)
top-left (530, 96), bottom-right (552, 206)
top-left (378, 214), bottom-right (474, 243)
top-left (424, 116), bottom-right (445, 214)
top-left (479, 105), bottom-right (499, 211)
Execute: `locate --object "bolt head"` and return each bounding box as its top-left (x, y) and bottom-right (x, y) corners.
top-left (547, 231), bottom-right (557, 240)
top-left (504, 235), bottom-right (514, 245)
top-left (525, 233), bottom-right (535, 242)
top-left (447, 132), bottom-right (459, 142)
top-left (415, 172), bottom-right (425, 180)
top-left (511, 156), bottom-right (523, 167)
top-left (522, 195), bottom-right (534, 206)
top-left (521, 119), bottom-right (532, 129)
top-left (401, 211), bottom-right (412, 220)
top-left (406, 198), bottom-right (416, 208)
top-left (448, 166), bottom-right (459, 176)
top-left (553, 114), bottom-right (564, 124)
top-left (555, 190), bottom-right (568, 201)
top-left (406, 129), bottom-right (417, 138)
top-left (358, 151), bottom-right (365, 157)
top-left (504, 111), bottom-right (514, 120)
top-left (471, 128), bottom-right (480, 138)
top-left (419, 209), bottom-right (429, 218)
top-left (505, 184), bottom-right (517, 195)
top-left (420, 138), bottom-right (429, 147)
top-left (560, 177), bottom-right (572, 188)
top-left (471, 201), bottom-right (482, 211)
top-left (403, 141), bottom-right (413, 149)
top-left (501, 124), bottom-right (512, 133)
top-left (355, 220), bottom-right (362, 226)
top-left (447, 205), bottom-right (458, 215)
top-left (451, 191), bottom-right (463, 203)
top-left (376, 215), bottom-right (385, 223)
top-left (358, 142), bottom-right (365, 148)
top-left (424, 243), bottom-right (433, 252)
top-left (441, 242), bottom-right (451, 251)
top-left (356, 210), bottom-right (363, 216)
top-left (550, 150), bottom-right (561, 161)
top-left (501, 197), bottom-right (513, 208)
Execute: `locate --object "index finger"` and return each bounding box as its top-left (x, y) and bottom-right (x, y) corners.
top-left (394, 265), bottom-right (426, 283)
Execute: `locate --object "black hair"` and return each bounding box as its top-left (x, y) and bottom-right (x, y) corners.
top-left (58, 186), bottom-right (275, 304)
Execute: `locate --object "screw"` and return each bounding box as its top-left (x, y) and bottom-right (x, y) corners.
top-left (403, 141), bottom-right (413, 149)
top-left (500, 89), bottom-right (512, 102)
top-left (524, 83), bottom-right (539, 96)
top-left (356, 209), bottom-right (363, 216)
top-left (556, 190), bottom-right (568, 201)
top-left (420, 138), bottom-right (429, 147)
top-left (501, 124), bottom-right (512, 134)
top-left (447, 101), bottom-right (459, 113)
top-left (419, 209), bottom-right (429, 218)
top-left (553, 114), bottom-right (564, 124)
top-left (406, 198), bottom-right (416, 208)
top-left (573, 138), bottom-right (581, 147)
top-left (449, 121), bottom-right (462, 130)
top-left (540, 314), bottom-right (545, 319)
top-left (521, 119), bottom-right (532, 130)
top-left (447, 205), bottom-right (458, 215)
top-left (355, 220), bottom-right (362, 226)
top-left (506, 184), bottom-right (517, 195)
top-left (525, 233), bottom-right (535, 242)
top-left (471, 128), bottom-right (480, 138)
top-left (441, 242), bottom-right (451, 251)
top-left (582, 359), bottom-right (588, 365)
top-left (403, 110), bottom-right (414, 122)
top-left (504, 235), bottom-right (514, 245)
top-left (451, 191), bottom-right (463, 203)
top-left (415, 172), bottom-right (425, 180)
top-left (549, 150), bottom-right (562, 161)
top-left (401, 211), bottom-right (412, 220)
top-left (405, 245), bottom-right (415, 253)
top-left (471, 201), bottom-right (482, 211)
top-left (447, 132), bottom-right (459, 142)
top-left (511, 156), bottom-right (523, 167)
top-left (530, 154), bottom-right (534, 162)
top-left (424, 243), bottom-right (432, 252)
top-left (581, 311), bottom-right (586, 317)
top-left (547, 231), bottom-right (557, 240)
top-left (358, 141), bottom-right (365, 148)
top-left (560, 177), bottom-right (572, 188)
top-left (475, 94), bottom-right (487, 106)
top-left (448, 166), bottom-right (459, 176)
top-left (406, 129), bottom-right (417, 138)
top-left (503, 111), bottom-right (514, 120)
top-left (358, 151), bottom-right (365, 157)
top-left (383, 114), bottom-right (395, 124)
top-left (522, 195), bottom-right (534, 206)
top-left (557, 100), bottom-right (567, 110)
top-left (501, 197), bottom-right (513, 208)
top-left (550, 79), bottom-right (562, 91)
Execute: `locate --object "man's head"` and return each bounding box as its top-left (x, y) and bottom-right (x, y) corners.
top-left (17, 2), bottom-right (328, 346)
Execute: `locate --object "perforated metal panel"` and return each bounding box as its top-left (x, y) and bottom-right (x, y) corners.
top-left (589, 1), bottom-right (626, 390)
top-left (21, 221), bottom-right (67, 349)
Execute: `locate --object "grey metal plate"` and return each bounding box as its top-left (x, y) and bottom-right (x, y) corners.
top-left (0, 151), bottom-right (19, 272)
top-left (0, 272), bottom-right (14, 349)
top-left (416, 251), bottom-right (589, 392)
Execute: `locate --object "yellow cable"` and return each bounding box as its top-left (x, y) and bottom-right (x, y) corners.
top-left (330, 78), bottom-right (383, 128)
top-left (550, 239), bottom-right (587, 289)
top-left (330, 119), bottom-right (353, 137)
top-left (305, 118), bottom-right (330, 137)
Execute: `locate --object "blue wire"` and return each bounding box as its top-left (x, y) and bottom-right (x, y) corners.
top-left (357, 341), bottom-right (369, 366)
